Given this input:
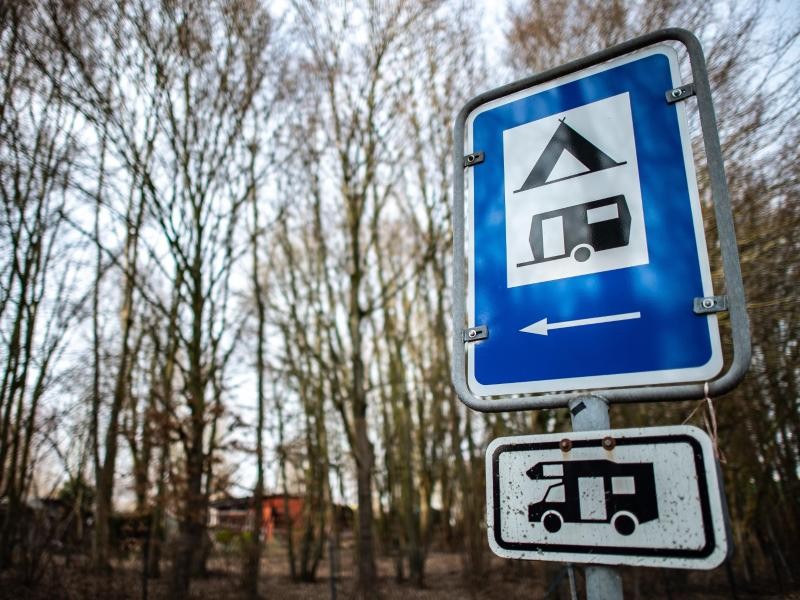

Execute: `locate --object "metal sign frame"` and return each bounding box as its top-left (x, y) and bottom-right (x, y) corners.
top-left (451, 28), bottom-right (750, 412)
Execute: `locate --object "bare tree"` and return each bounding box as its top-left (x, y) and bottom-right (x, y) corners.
top-left (0, 1), bottom-right (88, 567)
top-left (32, 0), bottom-right (279, 594)
top-left (287, 2), bottom-right (456, 594)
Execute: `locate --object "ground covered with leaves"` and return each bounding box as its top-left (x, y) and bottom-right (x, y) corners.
top-left (0, 549), bottom-right (795, 600)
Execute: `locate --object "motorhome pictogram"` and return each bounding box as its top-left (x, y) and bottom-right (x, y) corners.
top-left (526, 459), bottom-right (659, 535)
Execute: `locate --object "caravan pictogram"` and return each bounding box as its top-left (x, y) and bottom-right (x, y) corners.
top-left (518, 195), bottom-right (631, 266)
top-left (502, 93), bottom-right (649, 288)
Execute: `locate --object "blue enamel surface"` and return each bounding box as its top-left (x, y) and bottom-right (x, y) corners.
top-left (471, 53), bottom-right (712, 387)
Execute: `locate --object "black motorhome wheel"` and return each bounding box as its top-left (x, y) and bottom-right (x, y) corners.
top-left (613, 512), bottom-right (637, 535)
top-left (542, 511), bottom-right (563, 533)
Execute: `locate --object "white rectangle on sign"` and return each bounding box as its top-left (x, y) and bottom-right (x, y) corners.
top-left (587, 202), bottom-right (619, 224)
top-left (543, 463), bottom-right (563, 477)
top-left (578, 477), bottom-right (607, 521)
top-left (612, 476), bottom-right (636, 495)
top-left (541, 216), bottom-right (565, 258)
top-left (485, 425), bottom-right (730, 569)
top-left (502, 92), bottom-right (649, 287)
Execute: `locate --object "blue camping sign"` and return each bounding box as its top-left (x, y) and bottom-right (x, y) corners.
top-left (462, 46), bottom-right (722, 396)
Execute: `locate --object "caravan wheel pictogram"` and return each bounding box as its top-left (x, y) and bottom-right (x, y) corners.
top-left (542, 510), bottom-right (563, 533)
top-left (612, 511), bottom-right (638, 536)
top-left (571, 244), bottom-right (593, 263)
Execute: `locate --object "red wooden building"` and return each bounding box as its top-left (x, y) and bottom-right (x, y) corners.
top-left (209, 495), bottom-right (304, 540)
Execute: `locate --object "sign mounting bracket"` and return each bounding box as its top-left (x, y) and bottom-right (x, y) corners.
top-left (666, 82), bottom-right (696, 103)
top-left (464, 151), bottom-right (485, 167)
top-left (693, 295), bottom-right (728, 314)
top-left (463, 325), bottom-right (488, 342)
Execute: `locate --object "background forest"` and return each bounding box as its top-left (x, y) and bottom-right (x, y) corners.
top-left (0, 0), bottom-right (798, 598)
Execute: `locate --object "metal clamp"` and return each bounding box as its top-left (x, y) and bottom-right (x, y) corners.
top-left (666, 83), bottom-right (695, 103)
top-left (463, 325), bottom-right (488, 342)
top-left (693, 295), bottom-right (728, 314)
top-left (463, 151), bottom-right (485, 167)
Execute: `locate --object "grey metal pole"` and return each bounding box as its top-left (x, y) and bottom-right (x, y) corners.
top-left (569, 395), bottom-right (624, 600)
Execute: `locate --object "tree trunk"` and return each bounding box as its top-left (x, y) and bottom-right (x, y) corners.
top-left (169, 239), bottom-right (208, 598)
top-left (169, 434), bottom-right (205, 598)
top-left (276, 396), bottom-right (296, 581)
top-left (243, 148), bottom-right (266, 599)
top-left (93, 188), bottom-right (142, 570)
top-left (350, 218), bottom-right (377, 597)
top-left (353, 410), bottom-right (377, 598)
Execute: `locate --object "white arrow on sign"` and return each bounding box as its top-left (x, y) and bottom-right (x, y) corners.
top-left (521, 311), bottom-right (641, 335)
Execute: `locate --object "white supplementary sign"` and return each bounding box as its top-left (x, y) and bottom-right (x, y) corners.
top-left (503, 93), bottom-right (648, 288)
top-left (485, 425), bottom-right (730, 569)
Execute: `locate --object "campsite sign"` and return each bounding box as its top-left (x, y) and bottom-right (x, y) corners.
top-left (460, 46), bottom-right (723, 397)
